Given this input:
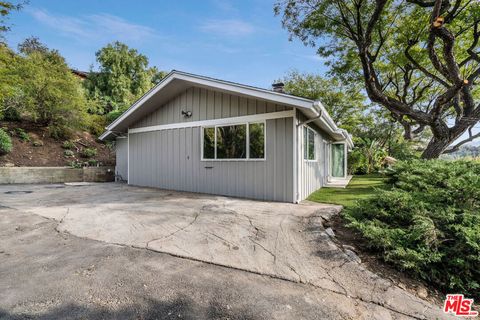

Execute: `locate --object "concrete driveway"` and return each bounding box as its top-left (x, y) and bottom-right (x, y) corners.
top-left (0, 183), bottom-right (450, 319)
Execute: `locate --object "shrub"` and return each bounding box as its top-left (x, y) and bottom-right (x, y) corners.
top-left (63, 150), bottom-right (74, 157)
top-left (84, 114), bottom-right (107, 136)
top-left (2, 107), bottom-right (21, 121)
top-left (15, 128), bottom-right (30, 142)
top-left (32, 140), bottom-right (43, 147)
top-left (68, 161), bottom-right (82, 169)
top-left (0, 129), bottom-right (13, 155)
top-left (81, 148), bottom-right (97, 158)
top-left (87, 159), bottom-right (97, 166)
top-left (48, 125), bottom-right (72, 140)
top-left (344, 160), bottom-right (480, 299)
top-left (62, 140), bottom-right (75, 150)
top-left (106, 110), bottom-right (124, 123)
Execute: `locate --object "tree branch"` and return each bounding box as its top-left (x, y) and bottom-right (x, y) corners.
top-left (405, 40), bottom-right (450, 87)
top-left (444, 128), bottom-right (480, 153)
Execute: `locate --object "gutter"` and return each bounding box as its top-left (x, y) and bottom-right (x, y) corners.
top-left (312, 101), bottom-right (354, 149)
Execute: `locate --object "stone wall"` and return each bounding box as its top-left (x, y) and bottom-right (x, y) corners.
top-left (0, 167), bottom-right (115, 184)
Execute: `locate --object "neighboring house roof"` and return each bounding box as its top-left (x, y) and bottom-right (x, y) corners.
top-left (71, 69), bottom-right (89, 79)
top-left (99, 70), bottom-right (353, 148)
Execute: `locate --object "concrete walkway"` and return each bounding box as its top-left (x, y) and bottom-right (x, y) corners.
top-left (0, 183), bottom-right (450, 319)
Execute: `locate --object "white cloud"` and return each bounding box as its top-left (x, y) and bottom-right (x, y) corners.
top-left (199, 19), bottom-right (255, 37)
top-left (28, 8), bottom-right (158, 43)
top-left (210, 0), bottom-right (237, 13)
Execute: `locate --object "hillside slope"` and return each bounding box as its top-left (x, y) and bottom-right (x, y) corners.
top-left (0, 121), bottom-right (115, 167)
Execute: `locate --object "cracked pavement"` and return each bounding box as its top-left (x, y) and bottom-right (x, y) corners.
top-left (0, 183), bottom-right (451, 319)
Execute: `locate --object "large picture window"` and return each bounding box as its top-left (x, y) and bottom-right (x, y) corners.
top-left (304, 126), bottom-right (316, 160)
top-left (217, 124), bottom-right (247, 159)
top-left (202, 122), bottom-right (265, 160)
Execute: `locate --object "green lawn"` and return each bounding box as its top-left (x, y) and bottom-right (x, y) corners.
top-left (308, 174), bottom-right (389, 207)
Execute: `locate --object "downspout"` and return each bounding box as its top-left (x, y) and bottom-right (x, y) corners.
top-left (297, 108), bottom-right (323, 127)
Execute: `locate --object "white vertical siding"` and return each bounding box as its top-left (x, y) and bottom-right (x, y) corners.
top-left (115, 137), bottom-right (128, 182)
top-left (128, 118), bottom-right (294, 202)
top-left (296, 111), bottom-right (331, 202)
top-left (298, 126), bottom-right (326, 201)
top-left (127, 86), bottom-right (295, 202)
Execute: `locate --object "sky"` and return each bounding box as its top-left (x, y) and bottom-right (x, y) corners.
top-left (4, 0), bottom-right (478, 145)
top-left (5, 0), bottom-right (328, 89)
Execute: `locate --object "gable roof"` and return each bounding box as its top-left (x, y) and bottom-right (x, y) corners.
top-left (99, 70), bottom-right (353, 148)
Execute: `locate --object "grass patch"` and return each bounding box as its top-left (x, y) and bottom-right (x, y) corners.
top-left (308, 174), bottom-right (389, 207)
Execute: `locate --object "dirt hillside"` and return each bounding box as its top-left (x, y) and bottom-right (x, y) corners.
top-left (0, 121), bottom-right (115, 167)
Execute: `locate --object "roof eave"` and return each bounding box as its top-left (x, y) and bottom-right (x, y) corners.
top-left (104, 70), bottom-right (315, 134)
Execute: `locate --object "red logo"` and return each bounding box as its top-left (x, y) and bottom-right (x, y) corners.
top-left (443, 294), bottom-right (478, 317)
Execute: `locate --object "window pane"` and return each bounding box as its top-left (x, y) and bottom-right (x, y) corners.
top-left (303, 127), bottom-right (308, 159)
top-left (249, 123), bottom-right (265, 159)
top-left (308, 128), bottom-right (315, 160)
top-left (216, 125), bottom-right (246, 159)
top-left (203, 127), bottom-right (215, 159)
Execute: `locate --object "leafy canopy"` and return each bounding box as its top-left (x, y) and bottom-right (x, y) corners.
top-left (1, 38), bottom-right (89, 138)
top-left (278, 70), bottom-right (368, 134)
top-left (275, 0), bottom-right (480, 158)
top-left (84, 41), bottom-right (166, 115)
top-left (0, 1), bottom-right (24, 38)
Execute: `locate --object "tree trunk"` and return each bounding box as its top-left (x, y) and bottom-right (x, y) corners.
top-left (421, 137), bottom-right (452, 159)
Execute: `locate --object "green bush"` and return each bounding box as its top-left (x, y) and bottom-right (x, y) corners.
top-left (68, 161), bottom-right (82, 169)
top-left (81, 148), bottom-right (97, 158)
top-left (105, 110), bottom-right (124, 123)
top-left (63, 150), bottom-right (74, 157)
top-left (2, 107), bottom-right (21, 121)
top-left (47, 125), bottom-right (72, 140)
top-left (32, 140), bottom-right (43, 147)
top-left (344, 160), bottom-right (480, 298)
top-left (15, 128), bottom-right (30, 142)
top-left (0, 128), bottom-right (13, 155)
top-left (62, 140), bottom-right (75, 150)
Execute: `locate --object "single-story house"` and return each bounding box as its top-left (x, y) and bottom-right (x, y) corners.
top-left (100, 71), bottom-right (353, 203)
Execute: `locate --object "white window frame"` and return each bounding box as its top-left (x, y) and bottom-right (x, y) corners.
top-left (201, 120), bottom-right (266, 161)
top-left (303, 126), bottom-right (317, 162)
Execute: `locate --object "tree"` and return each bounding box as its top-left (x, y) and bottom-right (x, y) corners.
top-left (275, 0), bottom-right (480, 158)
top-left (84, 41), bottom-right (166, 116)
top-left (1, 38), bottom-right (88, 138)
top-left (17, 36), bottom-right (49, 55)
top-left (0, 43), bottom-right (21, 118)
top-left (0, 1), bottom-right (24, 40)
top-left (278, 70), bottom-right (369, 135)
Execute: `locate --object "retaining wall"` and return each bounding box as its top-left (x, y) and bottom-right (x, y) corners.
top-left (0, 167), bottom-right (115, 184)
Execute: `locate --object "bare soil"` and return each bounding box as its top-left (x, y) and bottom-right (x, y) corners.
top-left (0, 121), bottom-right (115, 167)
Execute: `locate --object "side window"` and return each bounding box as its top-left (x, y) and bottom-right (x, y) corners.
top-left (304, 126), bottom-right (316, 160)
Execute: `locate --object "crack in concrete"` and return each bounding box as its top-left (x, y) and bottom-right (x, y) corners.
top-left (145, 212), bottom-right (199, 249)
top-left (248, 238), bottom-right (276, 262)
top-left (207, 232), bottom-right (237, 249)
top-left (54, 207), bottom-right (70, 233)
top-left (12, 205), bottom-right (439, 320)
top-left (285, 263), bottom-right (303, 282)
top-left (237, 213), bottom-right (265, 240)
